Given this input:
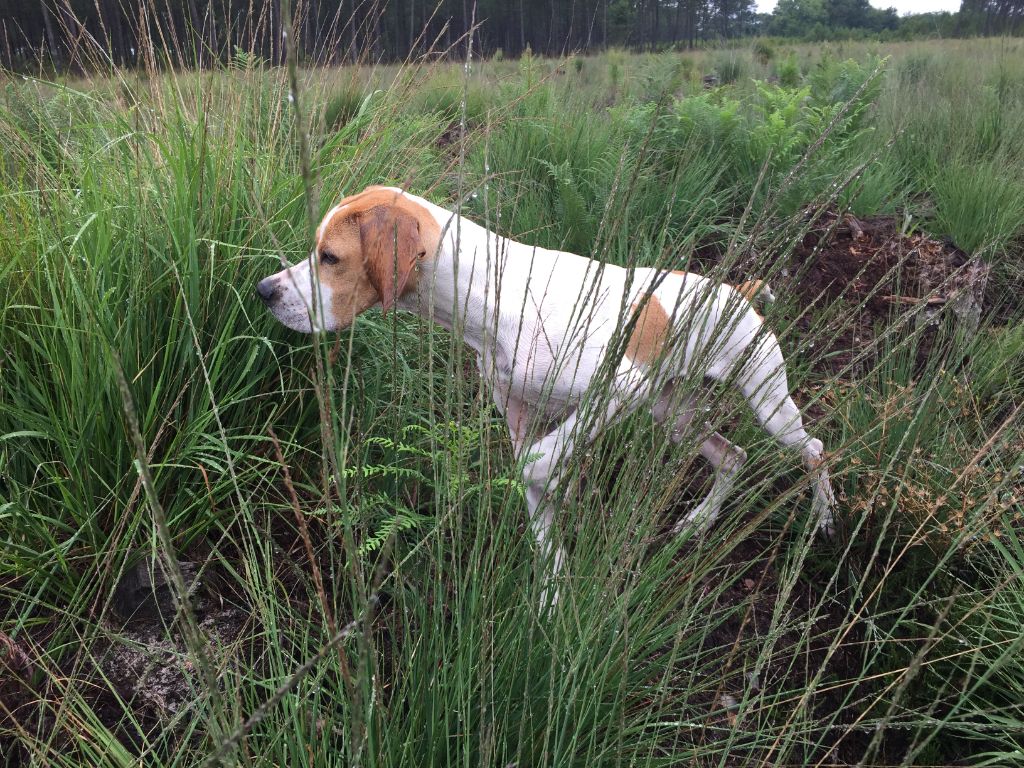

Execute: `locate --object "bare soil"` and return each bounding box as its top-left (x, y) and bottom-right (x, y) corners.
top-left (781, 209), bottom-right (989, 375)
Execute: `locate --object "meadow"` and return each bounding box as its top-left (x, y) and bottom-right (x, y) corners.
top-left (2, 35), bottom-right (1024, 766)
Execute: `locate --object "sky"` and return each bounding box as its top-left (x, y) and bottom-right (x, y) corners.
top-left (754, 0), bottom-right (961, 14)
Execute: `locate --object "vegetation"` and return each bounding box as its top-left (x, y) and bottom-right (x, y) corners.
top-left (2, 32), bottom-right (1024, 767)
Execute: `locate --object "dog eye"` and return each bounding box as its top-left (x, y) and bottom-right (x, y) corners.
top-left (320, 251), bottom-right (339, 265)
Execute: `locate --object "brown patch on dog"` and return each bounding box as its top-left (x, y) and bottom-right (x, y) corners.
top-left (733, 279), bottom-right (767, 320)
top-left (626, 295), bottom-right (672, 365)
top-left (358, 204), bottom-right (423, 312)
top-left (315, 187), bottom-right (442, 326)
top-left (734, 279), bottom-right (765, 302)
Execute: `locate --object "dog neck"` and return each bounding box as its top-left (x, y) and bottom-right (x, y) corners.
top-left (396, 196), bottom-right (515, 361)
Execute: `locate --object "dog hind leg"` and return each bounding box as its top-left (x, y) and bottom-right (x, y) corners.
top-left (673, 433), bottom-right (747, 534)
top-left (730, 334), bottom-right (837, 535)
top-left (653, 384), bottom-right (747, 535)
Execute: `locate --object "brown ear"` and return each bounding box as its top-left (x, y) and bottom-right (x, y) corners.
top-left (359, 205), bottom-right (424, 314)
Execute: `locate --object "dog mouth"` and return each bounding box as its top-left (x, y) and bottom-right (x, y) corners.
top-left (257, 265), bottom-right (335, 334)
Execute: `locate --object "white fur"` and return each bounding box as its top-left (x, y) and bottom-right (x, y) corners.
top-left (263, 252), bottom-right (336, 333)
top-left (395, 191), bottom-right (835, 605)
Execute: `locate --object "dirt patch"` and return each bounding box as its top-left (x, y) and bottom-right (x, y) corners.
top-left (435, 118), bottom-right (463, 150)
top-left (100, 606), bottom-right (249, 722)
top-left (781, 209), bottom-right (989, 375)
top-left (679, 529), bottom-right (871, 765)
top-left (0, 561), bottom-right (252, 764)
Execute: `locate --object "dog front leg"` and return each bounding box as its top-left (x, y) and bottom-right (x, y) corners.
top-left (519, 411), bottom-right (580, 609)
top-left (518, 387), bottom-right (640, 609)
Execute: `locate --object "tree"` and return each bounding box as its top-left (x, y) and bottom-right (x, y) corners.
top-left (957, 0), bottom-right (1024, 35)
top-left (769, 0), bottom-right (828, 36)
top-left (0, 0), bottom-right (1017, 75)
top-left (827, 0), bottom-right (873, 28)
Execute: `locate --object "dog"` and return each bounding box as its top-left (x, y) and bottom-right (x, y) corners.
top-left (258, 185), bottom-right (836, 603)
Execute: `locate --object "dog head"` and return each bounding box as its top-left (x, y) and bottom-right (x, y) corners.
top-left (256, 186), bottom-right (440, 333)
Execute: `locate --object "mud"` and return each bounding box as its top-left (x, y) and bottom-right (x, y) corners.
top-left (782, 209), bottom-right (989, 375)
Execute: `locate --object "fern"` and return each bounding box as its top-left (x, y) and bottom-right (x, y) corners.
top-left (537, 158), bottom-right (595, 254)
top-left (357, 498), bottom-right (431, 556)
top-left (311, 422), bottom-right (528, 558)
top-left (229, 45), bottom-right (267, 71)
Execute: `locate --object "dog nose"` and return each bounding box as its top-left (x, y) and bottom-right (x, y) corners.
top-left (256, 277), bottom-right (280, 303)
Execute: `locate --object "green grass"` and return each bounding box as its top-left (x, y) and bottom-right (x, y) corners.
top-left (2, 37), bottom-right (1024, 767)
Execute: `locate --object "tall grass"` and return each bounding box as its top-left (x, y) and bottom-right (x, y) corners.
top-left (2, 33), bottom-right (1024, 768)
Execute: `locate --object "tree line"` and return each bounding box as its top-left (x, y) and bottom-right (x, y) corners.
top-left (0, 0), bottom-right (1020, 73)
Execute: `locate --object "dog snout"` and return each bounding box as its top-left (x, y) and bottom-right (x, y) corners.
top-left (256, 277), bottom-right (281, 304)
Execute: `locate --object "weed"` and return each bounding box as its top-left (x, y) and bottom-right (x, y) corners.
top-left (775, 51), bottom-right (802, 87)
top-left (753, 39), bottom-right (776, 66)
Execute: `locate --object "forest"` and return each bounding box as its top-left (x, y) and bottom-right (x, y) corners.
top-left (0, 0), bottom-right (1022, 73)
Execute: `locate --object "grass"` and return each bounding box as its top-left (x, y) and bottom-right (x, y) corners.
top-left (2, 34), bottom-right (1024, 767)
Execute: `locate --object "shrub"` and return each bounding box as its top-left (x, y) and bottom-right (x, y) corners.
top-left (839, 159), bottom-right (907, 217)
top-left (753, 39), bottom-right (775, 66)
top-left (807, 53), bottom-right (884, 132)
top-left (405, 73), bottom-right (494, 124)
top-left (608, 48), bottom-right (626, 94)
top-left (896, 50), bottom-right (936, 86)
top-left (638, 55), bottom-right (688, 102)
top-left (323, 83), bottom-right (366, 128)
top-left (713, 50), bottom-right (750, 85)
top-left (520, 43), bottom-right (536, 88)
top-left (775, 52), bottom-right (802, 88)
top-left (931, 159), bottom-right (1024, 256)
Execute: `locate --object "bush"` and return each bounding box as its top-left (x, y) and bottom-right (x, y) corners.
top-left (405, 73), bottom-right (495, 124)
top-left (931, 160), bottom-right (1024, 256)
top-left (713, 50), bottom-right (750, 85)
top-left (839, 158), bottom-right (907, 217)
top-left (807, 53), bottom-right (884, 131)
top-left (775, 52), bottom-right (802, 87)
top-left (323, 83), bottom-right (366, 128)
top-left (895, 50), bottom-right (936, 86)
top-left (753, 39), bottom-right (776, 66)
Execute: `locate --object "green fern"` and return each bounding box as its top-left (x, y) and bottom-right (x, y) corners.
top-left (357, 497), bottom-right (431, 556)
top-left (312, 422), bottom-right (527, 558)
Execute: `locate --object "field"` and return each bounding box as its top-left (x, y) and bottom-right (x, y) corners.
top-left (2, 36), bottom-right (1024, 766)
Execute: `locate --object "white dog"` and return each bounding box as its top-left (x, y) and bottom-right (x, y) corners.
top-left (258, 186), bottom-right (836, 602)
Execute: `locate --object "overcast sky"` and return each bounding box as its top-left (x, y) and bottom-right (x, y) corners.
top-left (754, 0), bottom-right (961, 14)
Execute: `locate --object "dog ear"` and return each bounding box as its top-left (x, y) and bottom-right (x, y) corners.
top-left (359, 205), bottom-right (424, 314)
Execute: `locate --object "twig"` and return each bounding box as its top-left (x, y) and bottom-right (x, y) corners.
top-left (267, 427), bottom-right (355, 696)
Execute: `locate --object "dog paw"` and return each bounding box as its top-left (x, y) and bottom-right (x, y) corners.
top-left (672, 500), bottom-right (720, 537)
top-left (812, 492), bottom-right (837, 538)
